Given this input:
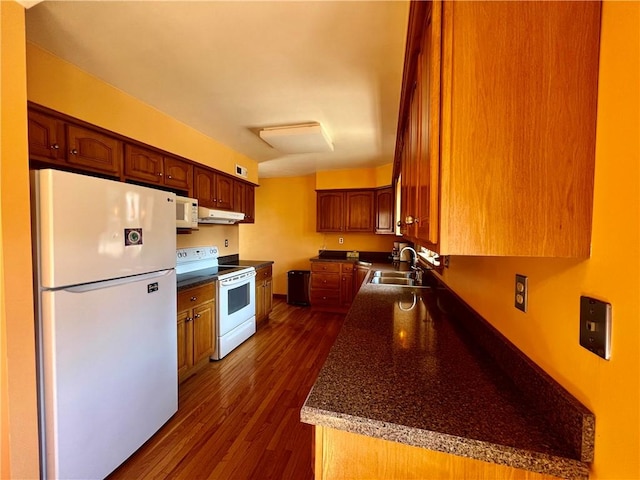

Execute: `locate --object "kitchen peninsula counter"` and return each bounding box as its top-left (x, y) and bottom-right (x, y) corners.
top-left (301, 275), bottom-right (594, 479)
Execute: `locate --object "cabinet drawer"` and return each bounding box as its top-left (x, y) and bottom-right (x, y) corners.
top-left (310, 289), bottom-right (341, 306)
top-left (311, 273), bottom-right (340, 289)
top-left (178, 282), bottom-right (215, 312)
top-left (311, 262), bottom-right (340, 273)
top-left (340, 263), bottom-right (355, 273)
top-left (257, 265), bottom-right (272, 279)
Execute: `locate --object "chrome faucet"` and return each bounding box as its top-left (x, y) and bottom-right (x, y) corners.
top-left (399, 246), bottom-right (418, 269)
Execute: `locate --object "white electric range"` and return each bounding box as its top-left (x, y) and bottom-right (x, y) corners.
top-left (176, 246), bottom-right (256, 360)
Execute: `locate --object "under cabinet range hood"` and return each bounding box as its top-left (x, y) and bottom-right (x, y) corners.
top-left (198, 207), bottom-right (245, 224)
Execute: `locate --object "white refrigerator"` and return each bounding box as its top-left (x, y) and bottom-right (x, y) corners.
top-left (31, 169), bottom-right (178, 479)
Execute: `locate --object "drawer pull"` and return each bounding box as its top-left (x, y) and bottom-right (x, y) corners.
top-left (190, 296), bottom-right (197, 302)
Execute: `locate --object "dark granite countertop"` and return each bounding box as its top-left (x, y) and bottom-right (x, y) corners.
top-left (301, 269), bottom-right (593, 479)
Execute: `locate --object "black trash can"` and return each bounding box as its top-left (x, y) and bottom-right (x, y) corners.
top-left (287, 270), bottom-right (310, 306)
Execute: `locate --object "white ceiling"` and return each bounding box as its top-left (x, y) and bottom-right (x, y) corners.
top-left (25, 1), bottom-right (409, 178)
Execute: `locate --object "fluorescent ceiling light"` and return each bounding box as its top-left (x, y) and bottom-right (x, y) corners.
top-left (259, 122), bottom-right (333, 154)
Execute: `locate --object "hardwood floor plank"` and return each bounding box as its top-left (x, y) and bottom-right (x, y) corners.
top-left (107, 299), bottom-right (344, 480)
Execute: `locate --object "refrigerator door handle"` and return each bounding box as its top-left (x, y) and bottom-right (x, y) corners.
top-left (62, 269), bottom-right (175, 293)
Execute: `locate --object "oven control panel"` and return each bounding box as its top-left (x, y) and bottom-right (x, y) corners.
top-left (176, 246), bottom-right (218, 263)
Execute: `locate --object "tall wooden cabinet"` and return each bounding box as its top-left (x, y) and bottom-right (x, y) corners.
top-left (395, 0), bottom-right (601, 257)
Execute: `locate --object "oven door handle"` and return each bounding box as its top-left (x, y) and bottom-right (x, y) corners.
top-left (219, 270), bottom-right (257, 287)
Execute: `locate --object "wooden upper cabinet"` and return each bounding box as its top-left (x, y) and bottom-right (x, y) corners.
top-left (28, 110), bottom-right (66, 163)
top-left (244, 185), bottom-right (255, 223)
top-left (317, 191), bottom-right (345, 232)
top-left (317, 188), bottom-right (393, 233)
top-left (194, 166), bottom-right (235, 210)
top-left (163, 156), bottom-right (193, 192)
top-left (375, 187), bottom-right (395, 234)
top-left (346, 191), bottom-right (374, 232)
top-left (125, 146), bottom-right (192, 193)
top-left (194, 166), bottom-right (215, 208)
top-left (395, 0), bottom-right (601, 257)
top-left (233, 181), bottom-right (256, 222)
top-left (215, 174), bottom-right (234, 210)
top-left (67, 124), bottom-right (122, 176)
top-left (124, 144), bottom-right (164, 185)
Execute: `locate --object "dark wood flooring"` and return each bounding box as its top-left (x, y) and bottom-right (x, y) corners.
top-left (108, 298), bottom-right (344, 480)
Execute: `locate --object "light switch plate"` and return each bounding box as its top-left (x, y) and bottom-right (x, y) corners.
top-left (579, 296), bottom-right (611, 360)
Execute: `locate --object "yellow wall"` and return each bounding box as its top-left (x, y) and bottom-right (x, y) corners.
top-left (0, 2), bottom-right (40, 478)
top-left (176, 224), bottom-right (239, 255)
top-left (26, 43), bottom-right (259, 184)
top-left (240, 173), bottom-right (397, 294)
top-left (436, 3), bottom-right (639, 479)
top-left (316, 163), bottom-right (393, 190)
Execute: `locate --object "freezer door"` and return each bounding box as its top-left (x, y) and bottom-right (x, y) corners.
top-left (39, 269), bottom-right (177, 480)
top-left (33, 169), bottom-right (176, 289)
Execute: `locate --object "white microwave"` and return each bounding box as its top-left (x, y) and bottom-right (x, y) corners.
top-left (176, 196), bottom-right (198, 229)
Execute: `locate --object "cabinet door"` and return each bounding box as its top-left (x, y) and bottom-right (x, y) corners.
top-left (375, 187), bottom-right (395, 234)
top-left (399, 127), bottom-right (411, 237)
top-left (234, 181), bottom-right (247, 214)
top-left (124, 144), bottom-right (163, 184)
top-left (192, 301), bottom-right (214, 364)
top-left (346, 191), bottom-right (374, 232)
top-left (255, 279), bottom-right (265, 323)
top-left (244, 185), bottom-right (255, 223)
top-left (340, 273), bottom-right (354, 307)
top-left (265, 279), bottom-right (273, 316)
top-left (194, 166), bottom-right (215, 208)
top-left (164, 157), bottom-right (193, 192)
top-left (67, 124), bottom-right (122, 176)
top-left (215, 174), bottom-right (234, 210)
top-left (355, 264), bottom-right (370, 294)
top-left (317, 191), bottom-right (344, 232)
top-left (28, 110), bottom-right (66, 163)
top-left (177, 310), bottom-right (192, 378)
top-left (416, 2), bottom-right (441, 246)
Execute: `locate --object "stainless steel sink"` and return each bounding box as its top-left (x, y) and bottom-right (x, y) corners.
top-left (371, 271), bottom-right (414, 279)
top-left (369, 277), bottom-right (416, 286)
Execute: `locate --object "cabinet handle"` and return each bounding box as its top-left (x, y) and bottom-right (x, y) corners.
top-left (167, 175), bottom-right (172, 179)
top-left (157, 172), bottom-right (163, 177)
top-left (185, 317), bottom-right (193, 322)
top-left (190, 296), bottom-right (197, 301)
top-left (70, 149), bottom-right (78, 155)
top-left (50, 144), bottom-right (59, 150)
top-left (194, 313), bottom-right (201, 319)
top-left (405, 215), bottom-right (415, 225)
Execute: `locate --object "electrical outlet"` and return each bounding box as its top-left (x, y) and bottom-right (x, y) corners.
top-left (338, 237), bottom-right (344, 244)
top-left (579, 296), bottom-right (611, 360)
top-left (514, 274), bottom-right (527, 312)
top-left (224, 239), bottom-right (229, 247)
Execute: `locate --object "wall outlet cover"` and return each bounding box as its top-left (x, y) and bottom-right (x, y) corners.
top-left (579, 296), bottom-right (612, 360)
top-left (514, 274), bottom-right (528, 312)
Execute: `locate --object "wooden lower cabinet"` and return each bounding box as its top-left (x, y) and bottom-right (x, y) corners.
top-left (314, 426), bottom-right (563, 480)
top-left (255, 264), bottom-right (273, 324)
top-left (310, 261), bottom-right (357, 312)
top-left (177, 282), bottom-right (215, 383)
